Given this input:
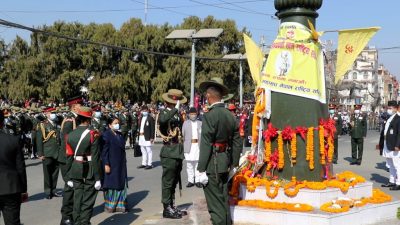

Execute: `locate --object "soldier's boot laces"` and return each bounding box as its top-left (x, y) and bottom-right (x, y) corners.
top-left (163, 204), bottom-right (182, 219)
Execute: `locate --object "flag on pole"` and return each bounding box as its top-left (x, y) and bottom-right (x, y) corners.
top-left (335, 27), bottom-right (380, 84)
top-left (243, 33), bottom-right (264, 87)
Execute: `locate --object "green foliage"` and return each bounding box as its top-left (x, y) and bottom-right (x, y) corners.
top-left (0, 16), bottom-right (255, 103)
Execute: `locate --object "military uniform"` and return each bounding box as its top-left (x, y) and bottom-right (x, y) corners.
top-left (119, 110), bottom-right (130, 145)
top-left (60, 97), bottom-right (82, 225)
top-left (159, 89), bottom-right (187, 219)
top-left (198, 78), bottom-right (242, 225)
top-left (349, 105), bottom-right (367, 165)
top-left (65, 107), bottom-right (101, 225)
top-left (130, 111), bottom-right (139, 147)
top-left (36, 108), bottom-right (61, 198)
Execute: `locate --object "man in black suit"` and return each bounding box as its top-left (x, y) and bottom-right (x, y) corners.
top-left (137, 105), bottom-right (155, 170)
top-left (379, 101), bottom-right (400, 190)
top-left (0, 110), bottom-right (28, 225)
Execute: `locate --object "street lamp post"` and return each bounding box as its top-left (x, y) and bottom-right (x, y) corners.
top-left (222, 53), bottom-right (246, 108)
top-left (166, 28), bottom-right (223, 107)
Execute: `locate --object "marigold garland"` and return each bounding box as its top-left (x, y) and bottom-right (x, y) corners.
top-left (265, 181), bottom-right (280, 199)
top-left (327, 136), bottom-right (334, 163)
top-left (319, 125), bottom-right (326, 165)
top-left (252, 88), bottom-right (265, 145)
top-left (264, 140), bottom-right (272, 163)
top-left (291, 134), bottom-right (297, 164)
top-left (237, 199), bottom-right (313, 212)
top-left (230, 171), bottom-right (370, 199)
top-left (306, 127), bottom-right (314, 170)
top-left (320, 202), bottom-right (350, 213)
top-left (320, 189), bottom-right (392, 213)
top-left (277, 133), bottom-right (284, 170)
top-left (284, 181), bottom-right (306, 197)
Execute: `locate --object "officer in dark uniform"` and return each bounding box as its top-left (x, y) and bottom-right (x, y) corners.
top-left (329, 103), bottom-right (342, 164)
top-left (119, 108), bottom-right (131, 146)
top-left (159, 89), bottom-right (187, 219)
top-left (198, 77), bottom-right (242, 225)
top-left (349, 104), bottom-right (367, 165)
top-left (130, 108), bottom-right (139, 148)
top-left (36, 107), bottom-right (62, 199)
top-left (60, 96), bottom-right (83, 225)
top-left (64, 106), bottom-right (102, 225)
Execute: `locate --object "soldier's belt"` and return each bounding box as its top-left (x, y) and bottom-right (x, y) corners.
top-left (213, 143), bottom-right (228, 153)
top-left (75, 155), bottom-right (92, 162)
top-left (191, 139), bottom-right (198, 143)
top-left (163, 141), bottom-right (179, 146)
top-left (139, 132), bottom-right (145, 135)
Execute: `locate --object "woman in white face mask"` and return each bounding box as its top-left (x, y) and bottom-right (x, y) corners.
top-left (101, 117), bottom-right (128, 213)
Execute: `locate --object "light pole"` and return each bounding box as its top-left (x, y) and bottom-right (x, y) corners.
top-left (166, 28), bottom-right (223, 107)
top-left (222, 53), bottom-right (246, 108)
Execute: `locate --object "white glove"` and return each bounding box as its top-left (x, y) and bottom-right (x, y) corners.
top-left (67, 181), bottom-right (73, 188)
top-left (94, 180), bottom-right (102, 190)
top-left (199, 172), bottom-right (208, 186)
top-left (175, 100), bottom-right (180, 109)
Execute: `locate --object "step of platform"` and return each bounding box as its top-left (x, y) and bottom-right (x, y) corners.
top-left (231, 200), bottom-right (400, 225)
top-left (240, 182), bottom-right (373, 208)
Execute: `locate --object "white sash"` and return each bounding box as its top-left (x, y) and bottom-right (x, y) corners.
top-left (74, 129), bottom-right (91, 159)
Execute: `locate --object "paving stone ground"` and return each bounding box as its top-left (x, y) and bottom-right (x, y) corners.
top-left (2, 130), bottom-right (400, 225)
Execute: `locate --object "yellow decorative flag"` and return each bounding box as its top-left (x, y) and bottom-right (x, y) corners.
top-left (335, 27), bottom-right (380, 84)
top-left (243, 33), bottom-right (264, 87)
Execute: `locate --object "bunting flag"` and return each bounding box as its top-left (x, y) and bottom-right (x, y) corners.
top-left (335, 27), bottom-right (380, 84)
top-left (243, 33), bottom-right (264, 87)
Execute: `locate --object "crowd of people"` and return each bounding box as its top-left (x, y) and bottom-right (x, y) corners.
top-left (0, 77), bottom-right (246, 225)
top-left (4, 81), bottom-right (399, 225)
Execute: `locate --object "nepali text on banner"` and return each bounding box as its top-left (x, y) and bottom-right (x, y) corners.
top-left (261, 22), bottom-right (326, 104)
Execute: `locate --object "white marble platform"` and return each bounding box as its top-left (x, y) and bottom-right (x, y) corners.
top-left (240, 182), bottom-right (373, 208)
top-left (231, 200), bottom-right (400, 225)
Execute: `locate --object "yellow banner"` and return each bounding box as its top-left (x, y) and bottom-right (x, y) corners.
top-left (261, 22), bottom-right (326, 103)
top-left (335, 27), bottom-right (380, 84)
top-left (243, 33), bottom-right (264, 87)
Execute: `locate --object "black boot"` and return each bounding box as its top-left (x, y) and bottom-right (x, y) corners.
top-left (60, 219), bottom-right (74, 225)
top-left (163, 204), bottom-right (182, 219)
top-left (170, 201), bottom-right (188, 216)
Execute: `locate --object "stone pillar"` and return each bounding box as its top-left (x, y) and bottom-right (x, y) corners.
top-left (272, 0), bottom-right (327, 181)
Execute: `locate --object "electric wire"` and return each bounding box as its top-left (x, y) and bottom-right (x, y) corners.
top-left (0, 18), bottom-right (244, 62)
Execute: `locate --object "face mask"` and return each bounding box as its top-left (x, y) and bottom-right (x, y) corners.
top-left (387, 109), bottom-right (394, 115)
top-left (142, 112), bottom-right (148, 117)
top-left (329, 110), bottom-right (335, 114)
top-left (112, 123), bottom-right (120, 131)
top-left (354, 110), bottom-right (360, 114)
top-left (94, 112), bottom-right (101, 118)
top-left (189, 115), bottom-right (197, 121)
top-left (50, 113), bottom-right (57, 121)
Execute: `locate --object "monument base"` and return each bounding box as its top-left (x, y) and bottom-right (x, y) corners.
top-left (231, 200), bottom-right (400, 225)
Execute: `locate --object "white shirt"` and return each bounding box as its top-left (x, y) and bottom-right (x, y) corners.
top-left (139, 116), bottom-right (151, 147)
top-left (185, 120), bottom-right (200, 161)
top-left (191, 120), bottom-right (198, 139)
top-left (140, 116), bottom-right (147, 133)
